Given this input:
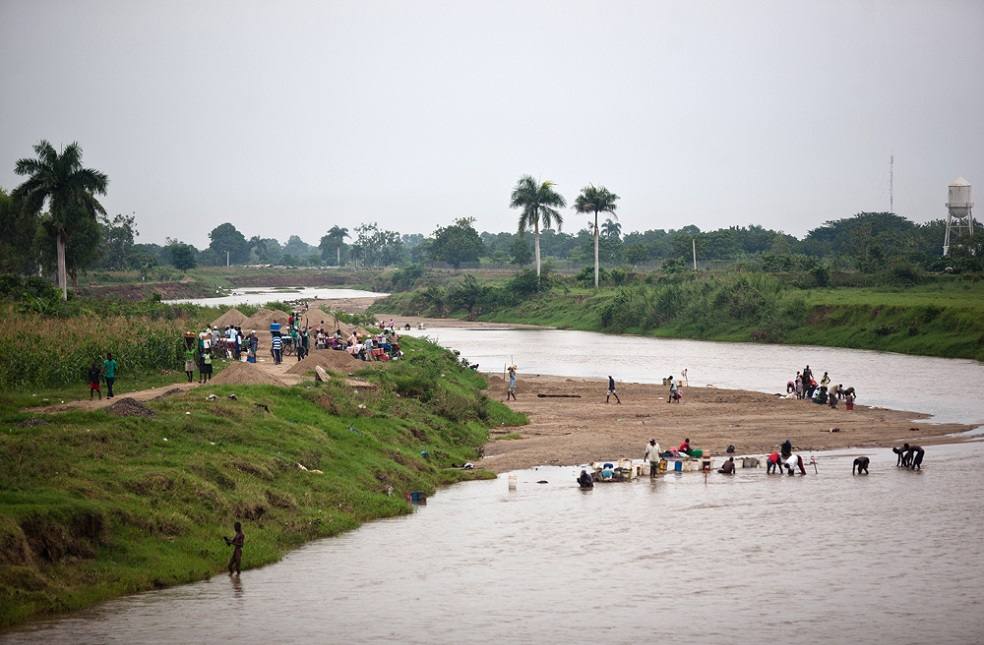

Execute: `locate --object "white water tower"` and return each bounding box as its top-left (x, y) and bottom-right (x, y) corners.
top-left (943, 177), bottom-right (974, 256)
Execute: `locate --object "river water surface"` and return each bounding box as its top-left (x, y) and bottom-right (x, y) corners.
top-left (3, 445), bottom-right (983, 644)
top-left (163, 287), bottom-right (386, 307)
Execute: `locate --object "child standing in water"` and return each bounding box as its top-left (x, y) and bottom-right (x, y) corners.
top-left (224, 521), bottom-right (245, 575)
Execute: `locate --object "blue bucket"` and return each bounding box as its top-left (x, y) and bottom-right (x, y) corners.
top-left (673, 460), bottom-right (683, 472)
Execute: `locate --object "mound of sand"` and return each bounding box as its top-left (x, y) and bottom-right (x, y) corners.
top-left (244, 308), bottom-right (289, 331)
top-left (212, 308), bottom-right (249, 328)
top-left (287, 349), bottom-right (359, 375)
top-left (106, 397), bottom-right (155, 417)
top-left (211, 362), bottom-right (285, 386)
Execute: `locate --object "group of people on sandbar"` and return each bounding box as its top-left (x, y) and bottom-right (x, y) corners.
top-left (786, 364), bottom-right (856, 410)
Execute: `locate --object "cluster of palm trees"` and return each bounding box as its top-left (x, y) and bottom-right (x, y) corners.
top-left (510, 175), bottom-right (618, 287)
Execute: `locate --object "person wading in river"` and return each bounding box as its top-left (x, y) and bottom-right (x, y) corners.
top-left (224, 521), bottom-right (245, 575)
top-left (644, 438), bottom-right (662, 478)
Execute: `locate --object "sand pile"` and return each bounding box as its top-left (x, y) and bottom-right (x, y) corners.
top-left (287, 349), bottom-right (358, 375)
top-left (106, 398), bottom-right (155, 417)
top-left (212, 308), bottom-right (249, 328)
top-left (211, 362), bottom-right (285, 386)
top-left (245, 308), bottom-right (289, 331)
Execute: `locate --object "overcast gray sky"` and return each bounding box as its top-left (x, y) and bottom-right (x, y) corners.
top-left (1, 0), bottom-right (982, 247)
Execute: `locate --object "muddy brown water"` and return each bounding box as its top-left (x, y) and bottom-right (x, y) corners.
top-left (407, 327), bottom-right (984, 425)
top-left (4, 330), bottom-right (984, 644)
top-left (3, 445), bottom-right (983, 644)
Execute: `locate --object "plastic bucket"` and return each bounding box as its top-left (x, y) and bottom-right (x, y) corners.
top-left (673, 460), bottom-right (683, 473)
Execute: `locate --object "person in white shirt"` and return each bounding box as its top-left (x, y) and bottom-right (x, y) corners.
top-left (644, 439), bottom-right (662, 479)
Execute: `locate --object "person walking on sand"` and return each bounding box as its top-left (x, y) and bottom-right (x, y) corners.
top-left (644, 438), bottom-right (662, 479)
top-left (224, 521), bottom-right (245, 575)
top-left (87, 361), bottom-right (102, 400)
top-left (668, 379), bottom-right (680, 403)
top-left (506, 366), bottom-right (518, 401)
top-left (103, 352), bottom-right (118, 398)
top-left (606, 376), bottom-right (621, 404)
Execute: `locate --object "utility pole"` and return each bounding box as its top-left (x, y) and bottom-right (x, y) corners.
top-left (889, 154), bottom-right (894, 214)
top-left (692, 238), bottom-right (697, 271)
top-left (226, 250), bottom-right (230, 267)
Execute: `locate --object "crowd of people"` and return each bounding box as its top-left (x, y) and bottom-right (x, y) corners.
top-left (786, 364), bottom-right (856, 410)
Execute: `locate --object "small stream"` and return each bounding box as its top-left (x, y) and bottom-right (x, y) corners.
top-left (163, 287), bottom-right (386, 307)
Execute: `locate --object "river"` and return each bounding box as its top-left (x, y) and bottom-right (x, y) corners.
top-left (3, 444), bottom-right (983, 644)
top-left (163, 287), bottom-right (386, 307)
top-left (406, 326), bottom-right (984, 426)
top-left (3, 328), bottom-right (984, 644)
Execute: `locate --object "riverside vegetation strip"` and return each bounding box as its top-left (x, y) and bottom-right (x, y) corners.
top-left (374, 272), bottom-right (984, 362)
top-left (0, 337), bottom-right (525, 628)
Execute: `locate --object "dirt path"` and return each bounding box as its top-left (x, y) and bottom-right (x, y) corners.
top-left (479, 374), bottom-right (973, 473)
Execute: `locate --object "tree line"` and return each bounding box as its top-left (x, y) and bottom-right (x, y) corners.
top-left (3, 143), bottom-right (981, 301)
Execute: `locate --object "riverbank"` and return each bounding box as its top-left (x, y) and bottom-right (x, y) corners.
top-left (0, 337), bottom-right (524, 628)
top-left (480, 374), bottom-right (972, 472)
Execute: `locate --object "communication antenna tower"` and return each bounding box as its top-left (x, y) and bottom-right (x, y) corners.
top-left (889, 155), bottom-right (894, 213)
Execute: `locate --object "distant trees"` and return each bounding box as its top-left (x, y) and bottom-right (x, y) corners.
top-left (0, 188), bottom-right (38, 275)
top-left (99, 213), bottom-right (139, 271)
top-left (13, 140), bottom-right (108, 299)
top-left (574, 185), bottom-right (619, 288)
top-left (207, 223), bottom-right (249, 264)
top-left (167, 239), bottom-right (197, 270)
top-left (350, 223), bottom-right (404, 267)
top-left (428, 218), bottom-right (484, 268)
top-left (319, 226), bottom-right (350, 266)
top-left (511, 175), bottom-right (566, 282)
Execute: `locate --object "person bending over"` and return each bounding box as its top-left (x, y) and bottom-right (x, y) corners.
top-left (852, 456), bottom-right (870, 475)
top-left (718, 457), bottom-right (736, 475)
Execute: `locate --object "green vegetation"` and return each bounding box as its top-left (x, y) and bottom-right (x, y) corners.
top-left (375, 272), bottom-right (984, 362)
top-left (0, 336), bottom-right (525, 627)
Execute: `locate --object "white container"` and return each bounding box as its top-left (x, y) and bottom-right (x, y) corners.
top-left (507, 474), bottom-right (517, 491)
top-left (947, 177), bottom-right (973, 217)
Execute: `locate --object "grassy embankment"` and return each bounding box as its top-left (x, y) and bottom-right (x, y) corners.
top-left (376, 274), bottom-right (984, 362)
top-left (0, 335), bottom-right (525, 628)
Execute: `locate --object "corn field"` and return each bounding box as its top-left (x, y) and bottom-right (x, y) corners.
top-left (0, 313), bottom-right (199, 388)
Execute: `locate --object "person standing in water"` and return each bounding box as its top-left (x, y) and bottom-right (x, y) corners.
top-left (506, 366), bottom-right (517, 401)
top-left (644, 438), bottom-right (662, 478)
top-left (224, 521), bottom-right (245, 575)
top-left (606, 376), bottom-right (621, 404)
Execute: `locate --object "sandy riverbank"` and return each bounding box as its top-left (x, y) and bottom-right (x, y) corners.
top-left (480, 374), bottom-right (973, 472)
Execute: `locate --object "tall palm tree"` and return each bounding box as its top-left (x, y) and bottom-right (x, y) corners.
top-left (574, 185), bottom-right (619, 288)
top-left (13, 141), bottom-right (108, 300)
top-left (327, 226), bottom-right (349, 266)
top-left (510, 175), bottom-right (566, 283)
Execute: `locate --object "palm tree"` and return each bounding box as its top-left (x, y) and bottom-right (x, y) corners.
top-left (574, 185), bottom-right (619, 288)
top-left (510, 175), bottom-right (566, 283)
top-left (13, 141), bottom-right (108, 300)
top-left (327, 226), bottom-right (349, 266)
top-left (601, 218), bottom-right (622, 239)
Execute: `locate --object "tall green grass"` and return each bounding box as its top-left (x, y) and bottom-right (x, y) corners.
top-left (0, 336), bottom-right (524, 627)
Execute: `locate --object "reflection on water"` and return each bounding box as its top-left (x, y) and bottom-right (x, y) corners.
top-left (4, 445), bottom-right (984, 644)
top-left (163, 287), bottom-right (387, 307)
top-left (407, 327), bottom-right (984, 425)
